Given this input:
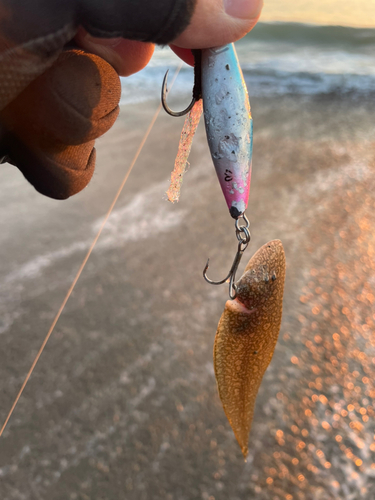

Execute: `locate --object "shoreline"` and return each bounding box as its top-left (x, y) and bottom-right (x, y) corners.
top-left (0, 91), bottom-right (374, 499)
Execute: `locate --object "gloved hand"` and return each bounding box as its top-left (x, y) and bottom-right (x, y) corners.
top-left (0, 0), bottom-right (262, 199)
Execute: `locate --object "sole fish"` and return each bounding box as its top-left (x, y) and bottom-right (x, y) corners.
top-left (213, 240), bottom-right (286, 457)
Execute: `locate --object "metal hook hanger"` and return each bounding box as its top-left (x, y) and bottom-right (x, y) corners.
top-left (161, 69), bottom-right (197, 117)
top-left (203, 215), bottom-right (251, 299)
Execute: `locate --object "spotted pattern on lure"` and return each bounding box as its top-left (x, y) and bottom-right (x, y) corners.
top-left (214, 240), bottom-right (286, 457)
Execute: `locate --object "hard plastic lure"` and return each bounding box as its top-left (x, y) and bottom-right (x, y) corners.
top-left (201, 45), bottom-right (253, 220)
top-left (163, 43), bottom-right (253, 220)
top-left (162, 43), bottom-right (253, 297)
top-left (214, 240), bottom-right (286, 457)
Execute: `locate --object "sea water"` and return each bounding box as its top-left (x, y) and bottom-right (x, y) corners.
top-left (120, 22), bottom-right (375, 105)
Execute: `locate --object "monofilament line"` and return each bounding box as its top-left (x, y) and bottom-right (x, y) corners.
top-left (0, 63), bottom-right (183, 438)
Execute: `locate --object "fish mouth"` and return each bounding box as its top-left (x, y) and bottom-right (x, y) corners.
top-left (225, 298), bottom-right (257, 315)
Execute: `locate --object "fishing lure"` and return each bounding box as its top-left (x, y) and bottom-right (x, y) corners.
top-left (162, 45), bottom-right (285, 457)
top-left (201, 45), bottom-right (253, 220)
top-left (214, 240), bottom-right (286, 457)
top-left (162, 43), bottom-right (253, 298)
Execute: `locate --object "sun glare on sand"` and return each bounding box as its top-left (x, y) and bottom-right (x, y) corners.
top-left (261, 0), bottom-right (375, 28)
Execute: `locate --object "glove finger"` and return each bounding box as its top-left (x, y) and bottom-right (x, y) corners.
top-left (0, 0), bottom-right (77, 110)
top-left (79, 0), bottom-right (196, 45)
top-left (1, 49), bottom-right (121, 146)
top-left (5, 131), bottom-right (96, 200)
top-left (1, 48), bottom-right (121, 199)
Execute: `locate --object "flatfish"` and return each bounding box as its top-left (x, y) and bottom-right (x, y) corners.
top-left (214, 240), bottom-right (286, 457)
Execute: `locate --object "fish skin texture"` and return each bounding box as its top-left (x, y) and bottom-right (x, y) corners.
top-left (213, 240), bottom-right (286, 457)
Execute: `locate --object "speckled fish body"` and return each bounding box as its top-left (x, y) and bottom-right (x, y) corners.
top-left (214, 240), bottom-right (286, 457)
top-left (201, 43), bottom-right (253, 219)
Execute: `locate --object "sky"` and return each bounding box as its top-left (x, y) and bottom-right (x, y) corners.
top-left (261, 0), bottom-right (375, 28)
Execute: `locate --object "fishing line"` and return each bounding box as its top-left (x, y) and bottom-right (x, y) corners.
top-left (0, 62), bottom-right (183, 438)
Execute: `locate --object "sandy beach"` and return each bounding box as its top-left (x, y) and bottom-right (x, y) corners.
top-left (0, 91), bottom-right (375, 499)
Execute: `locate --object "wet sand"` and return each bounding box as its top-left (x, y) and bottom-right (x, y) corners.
top-left (0, 93), bottom-right (375, 500)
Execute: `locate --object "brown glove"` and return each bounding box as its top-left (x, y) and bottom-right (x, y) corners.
top-left (0, 0), bottom-right (196, 199)
top-left (0, 49), bottom-right (121, 198)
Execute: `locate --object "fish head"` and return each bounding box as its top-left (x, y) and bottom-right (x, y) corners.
top-left (235, 240), bottom-right (286, 311)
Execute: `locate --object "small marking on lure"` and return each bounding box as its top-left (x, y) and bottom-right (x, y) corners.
top-left (224, 169), bottom-right (233, 182)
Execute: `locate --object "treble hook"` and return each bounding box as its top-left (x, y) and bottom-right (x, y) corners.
top-left (203, 215), bottom-right (251, 299)
top-left (161, 70), bottom-right (197, 117)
